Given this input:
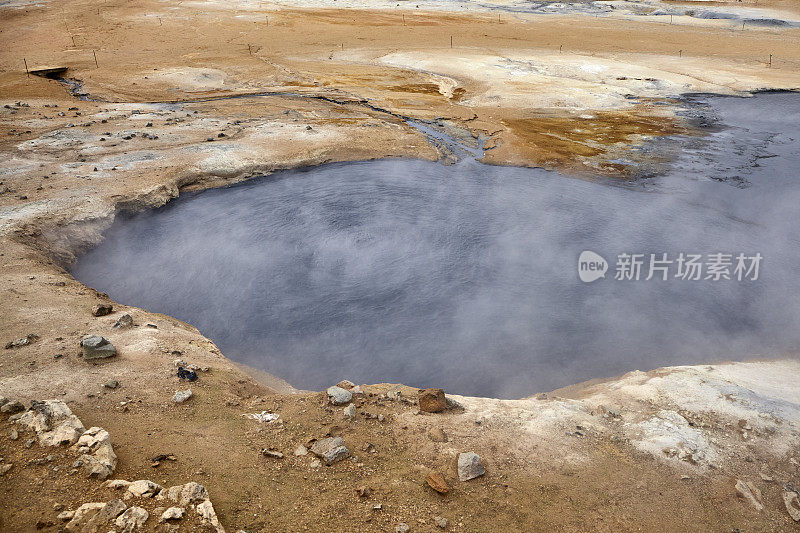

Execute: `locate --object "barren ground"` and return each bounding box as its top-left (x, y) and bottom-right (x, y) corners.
top-left (1, 0), bottom-right (800, 531)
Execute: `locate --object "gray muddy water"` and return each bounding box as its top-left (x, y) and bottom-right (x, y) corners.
top-left (72, 92), bottom-right (800, 398)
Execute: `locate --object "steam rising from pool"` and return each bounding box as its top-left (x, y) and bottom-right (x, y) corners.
top-left (72, 93), bottom-right (800, 398)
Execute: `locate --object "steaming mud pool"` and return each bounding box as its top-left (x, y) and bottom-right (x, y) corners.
top-left (72, 93), bottom-right (800, 398)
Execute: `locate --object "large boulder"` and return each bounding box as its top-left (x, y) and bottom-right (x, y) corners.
top-left (81, 336), bottom-right (117, 360)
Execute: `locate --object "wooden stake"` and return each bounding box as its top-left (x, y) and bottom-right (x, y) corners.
top-left (769, 54), bottom-right (772, 67)
top-left (450, 35), bottom-right (453, 48)
top-left (403, 13), bottom-right (405, 25)
top-left (71, 35), bottom-right (76, 47)
top-left (23, 58), bottom-right (29, 77)
top-left (679, 49), bottom-right (682, 57)
top-left (93, 49), bottom-right (99, 68)
top-left (559, 44), bottom-right (563, 53)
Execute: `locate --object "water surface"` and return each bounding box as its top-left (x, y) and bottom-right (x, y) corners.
top-left (72, 93), bottom-right (800, 398)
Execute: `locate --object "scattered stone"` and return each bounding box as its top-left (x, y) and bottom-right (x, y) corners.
top-left (0, 463), bottom-right (12, 475)
top-left (196, 499), bottom-right (225, 533)
top-left (735, 479), bottom-right (763, 511)
top-left (418, 388), bottom-right (447, 413)
top-left (160, 507), bottom-right (185, 522)
top-left (83, 499), bottom-right (127, 531)
top-left (73, 426), bottom-right (118, 479)
top-left (386, 386), bottom-right (403, 400)
top-left (429, 428), bottom-right (447, 442)
top-left (5, 333), bottom-right (39, 349)
top-left (81, 336), bottom-right (117, 360)
top-left (784, 489), bottom-right (800, 521)
top-left (357, 486), bottom-right (372, 497)
top-left (326, 386), bottom-right (352, 405)
top-left (172, 390), bottom-right (192, 403)
top-left (457, 452), bottom-right (485, 481)
top-left (9, 428), bottom-right (18, 440)
top-left (115, 506), bottom-right (149, 532)
top-left (426, 472), bottom-right (450, 494)
top-left (444, 397), bottom-right (464, 410)
top-left (92, 304), bottom-right (113, 317)
top-left (65, 503), bottom-right (105, 531)
top-left (103, 380), bottom-right (119, 389)
top-left (261, 449), bottom-right (284, 459)
top-left (362, 442), bottom-right (376, 453)
top-left (113, 314), bottom-right (133, 329)
top-left (157, 481), bottom-right (208, 506)
top-left (105, 479), bottom-right (132, 490)
top-left (310, 437), bottom-right (351, 465)
top-left (17, 400), bottom-right (85, 446)
top-left (57, 510), bottom-right (74, 522)
top-left (395, 523), bottom-right (410, 533)
top-left (127, 479), bottom-right (162, 498)
top-left (294, 445), bottom-right (308, 456)
top-left (245, 411), bottom-right (278, 423)
top-left (150, 453), bottom-right (176, 467)
top-left (351, 385), bottom-right (363, 395)
top-left (2, 400), bottom-right (25, 414)
top-left (336, 380), bottom-right (355, 390)
top-left (760, 472), bottom-right (774, 482)
top-left (435, 516), bottom-right (448, 529)
top-left (310, 459), bottom-right (322, 468)
top-left (343, 404), bottom-right (356, 419)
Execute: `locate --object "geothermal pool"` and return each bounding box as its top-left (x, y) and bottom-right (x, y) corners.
top-left (72, 93), bottom-right (800, 398)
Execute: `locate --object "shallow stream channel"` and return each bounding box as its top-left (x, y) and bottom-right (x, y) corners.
top-left (72, 92), bottom-right (800, 398)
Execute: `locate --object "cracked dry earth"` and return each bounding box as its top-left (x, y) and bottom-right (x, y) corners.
top-left (2, 0), bottom-right (800, 531)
